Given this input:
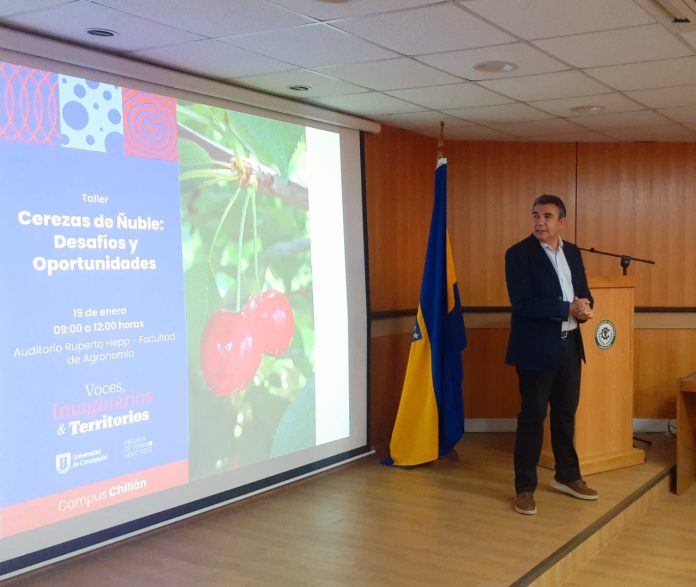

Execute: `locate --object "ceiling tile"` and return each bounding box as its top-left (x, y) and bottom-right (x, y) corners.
top-left (0, 0), bottom-right (68, 17)
top-left (269, 0), bottom-right (440, 20)
top-left (0, 0), bottom-right (203, 51)
top-left (437, 125), bottom-right (518, 141)
top-left (626, 84), bottom-right (696, 108)
top-left (221, 23), bottom-right (398, 68)
top-left (603, 124), bottom-right (696, 141)
top-left (531, 131), bottom-right (615, 142)
top-left (570, 110), bottom-right (671, 130)
top-left (479, 70), bottom-right (609, 101)
top-left (586, 57), bottom-right (696, 91)
top-left (387, 83), bottom-right (513, 109)
top-left (533, 24), bottom-right (692, 68)
top-left (380, 111), bottom-right (471, 125)
top-left (231, 69), bottom-right (365, 98)
top-left (416, 42), bottom-right (568, 80)
top-left (314, 58), bottom-right (460, 91)
top-left (488, 118), bottom-right (587, 137)
top-left (529, 93), bottom-right (644, 117)
top-left (95, 0), bottom-right (313, 38)
top-left (1, 0), bottom-right (694, 144)
top-left (378, 111), bottom-right (473, 133)
top-left (461, 0), bottom-right (655, 39)
top-left (134, 40), bottom-right (295, 80)
top-left (333, 4), bottom-right (514, 55)
top-left (443, 103), bottom-right (552, 123)
top-left (680, 30), bottom-right (696, 48)
top-left (658, 105), bottom-right (696, 123)
top-left (308, 92), bottom-right (426, 116)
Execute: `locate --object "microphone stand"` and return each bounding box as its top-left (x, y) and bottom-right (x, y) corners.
top-left (577, 246), bottom-right (655, 276)
top-left (577, 245), bottom-right (656, 447)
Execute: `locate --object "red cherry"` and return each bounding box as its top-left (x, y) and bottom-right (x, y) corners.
top-left (200, 309), bottom-right (262, 395)
top-left (244, 290), bottom-right (294, 356)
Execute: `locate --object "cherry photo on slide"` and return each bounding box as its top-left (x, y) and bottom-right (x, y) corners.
top-left (178, 102), bottom-right (315, 480)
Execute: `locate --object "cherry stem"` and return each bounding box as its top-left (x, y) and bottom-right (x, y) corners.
top-left (209, 184), bottom-right (242, 270)
top-left (236, 187), bottom-right (252, 312)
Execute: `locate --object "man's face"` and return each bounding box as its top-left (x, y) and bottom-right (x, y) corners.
top-left (532, 203), bottom-right (565, 247)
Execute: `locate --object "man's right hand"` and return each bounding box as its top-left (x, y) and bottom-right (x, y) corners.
top-left (570, 297), bottom-right (593, 320)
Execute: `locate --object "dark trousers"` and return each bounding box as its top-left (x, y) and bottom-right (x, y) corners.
top-left (514, 329), bottom-right (582, 494)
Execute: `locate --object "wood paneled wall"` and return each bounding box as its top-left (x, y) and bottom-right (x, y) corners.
top-left (446, 141), bottom-right (577, 306)
top-left (635, 329), bottom-right (696, 418)
top-left (363, 132), bottom-right (578, 309)
top-left (577, 143), bottom-right (696, 306)
top-left (363, 126), bottom-right (437, 311)
top-left (364, 126), bottom-right (696, 451)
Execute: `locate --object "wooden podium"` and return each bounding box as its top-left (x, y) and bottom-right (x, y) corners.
top-left (540, 276), bottom-right (645, 475)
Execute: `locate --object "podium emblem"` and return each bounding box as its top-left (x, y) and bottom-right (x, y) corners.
top-left (595, 319), bottom-right (616, 350)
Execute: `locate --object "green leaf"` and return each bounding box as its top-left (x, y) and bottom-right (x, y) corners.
top-left (177, 103), bottom-right (212, 126)
top-left (178, 138), bottom-right (212, 169)
top-left (227, 111), bottom-right (305, 177)
top-left (188, 372), bottom-right (236, 480)
top-left (184, 261), bottom-right (223, 369)
top-left (270, 377), bottom-right (316, 458)
top-left (179, 168), bottom-right (237, 184)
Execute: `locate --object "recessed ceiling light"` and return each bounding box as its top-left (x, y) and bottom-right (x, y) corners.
top-left (473, 60), bottom-right (518, 74)
top-left (316, 0), bottom-right (352, 3)
top-left (569, 105), bottom-right (605, 114)
top-left (86, 28), bottom-right (117, 37)
top-left (288, 85), bottom-right (311, 92)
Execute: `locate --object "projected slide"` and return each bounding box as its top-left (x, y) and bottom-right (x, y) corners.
top-left (178, 101), bottom-right (322, 479)
top-left (0, 58), bottom-right (352, 549)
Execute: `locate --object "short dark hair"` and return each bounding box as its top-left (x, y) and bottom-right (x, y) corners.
top-left (533, 194), bottom-right (566, 219)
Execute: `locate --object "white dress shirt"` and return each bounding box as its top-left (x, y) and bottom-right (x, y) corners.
top-left (540, 238), bottom-right (577, 332)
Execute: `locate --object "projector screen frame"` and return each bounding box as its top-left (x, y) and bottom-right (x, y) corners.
top-left (0, 29), bottom-right (374, 580)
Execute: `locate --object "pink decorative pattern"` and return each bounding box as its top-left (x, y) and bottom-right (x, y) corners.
top-left (123, 89), bottom-right (177, 160)
top-left (0, 62), bottom-right (59, 145)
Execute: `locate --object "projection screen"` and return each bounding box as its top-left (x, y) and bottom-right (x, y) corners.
top-left (0, 33), bottom-right (371, 579)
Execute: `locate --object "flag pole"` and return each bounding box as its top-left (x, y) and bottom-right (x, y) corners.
top-left (383, 119), bottom-right (466, 468)
top-left (437, 120), bottom-right (445, 161)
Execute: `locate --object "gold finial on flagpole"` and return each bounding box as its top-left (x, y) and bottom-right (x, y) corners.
top-left (437, 120), bottom-right (445, 160)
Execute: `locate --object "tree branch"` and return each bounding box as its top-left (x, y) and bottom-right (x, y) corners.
top-left (178, 123), bottom-right (308, 210)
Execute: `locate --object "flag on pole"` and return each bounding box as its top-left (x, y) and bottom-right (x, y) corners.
top-left (386, 157), bottom-right (467, 467)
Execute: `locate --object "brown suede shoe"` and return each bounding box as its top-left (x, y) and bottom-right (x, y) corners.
top-left (550, 477), bottom-right (598, 500)
top-left (514, 491), bottom-right (537, 515)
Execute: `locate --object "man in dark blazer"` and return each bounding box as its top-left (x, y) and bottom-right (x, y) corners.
top-left (505, 194), bottom-right (598, 515)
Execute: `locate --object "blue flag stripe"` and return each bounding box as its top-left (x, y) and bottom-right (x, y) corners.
top-left (387, 158), bottom-right (467, 466)
top-left (419, 160), bottom-right (467, 456)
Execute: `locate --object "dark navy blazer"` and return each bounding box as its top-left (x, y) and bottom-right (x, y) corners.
top-left (505, 234), bottom-right (593, 372)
